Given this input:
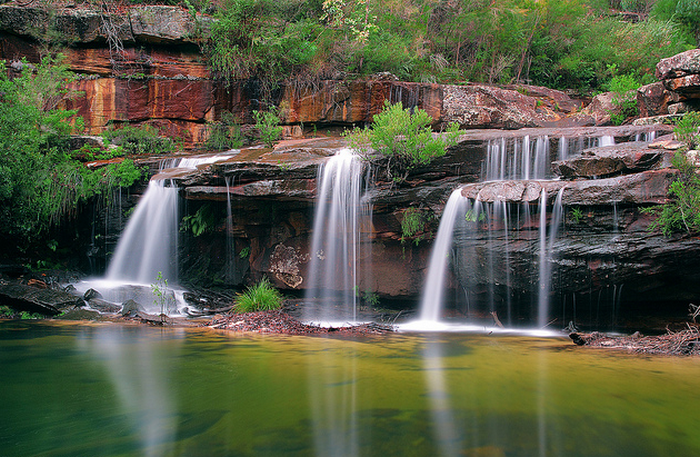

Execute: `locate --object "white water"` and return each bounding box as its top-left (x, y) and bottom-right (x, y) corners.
top-left (79, 153), bottom-right (236, 314)
top-left (305, 149), bottom-right (371, 323)
top-left (537, 188), bottom-right (565, 328)
top-left (416, 189), bottom-right (469, 322)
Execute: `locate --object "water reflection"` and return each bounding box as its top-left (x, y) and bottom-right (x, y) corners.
top-left (77, 326), bottom-right (183, 457)
top-left (423, 335), bottom-right (461, 457)
top-left (307, 343), bottom-right (359, 457)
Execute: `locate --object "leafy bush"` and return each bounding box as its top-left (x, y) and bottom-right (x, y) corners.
top-left (102, 124), bottom-right (175, 155)
top-left (252, 107), bottom-right (283, 147)
top-left (181, 203), bottom-right (218, 237)
top-left (400, 207), bottom-right (428, 246)
top-left (0, 55), bottom-right (143, 247)
top-left (674, 111), bottom-right (700, 149)
top-left (233, 277), bottom-right (283, 313)
top-left (642, 152), bottom-right (700, 235)
top-left (346, 101), bottom-right (460, 182)
top-left (206, 110), bottom-right (244, 150)
top-left (606, 69), bottom-right (641, 125)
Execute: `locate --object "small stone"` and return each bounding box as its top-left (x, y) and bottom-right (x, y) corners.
top-left (649, 139), bottom-right (683, 150)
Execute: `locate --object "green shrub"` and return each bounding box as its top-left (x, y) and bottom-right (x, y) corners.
top-left (206, 110), bottom-right (244, 150)
top-left (642, 152), bottom-right (700, 235)
top-left (233, 277), bottom-right (283, 313)
top-left (606, 69), bottom-right (641, 125)
top-left (400, 207), bottom-right (428, 246)
top-left (674, 111), bottom-right (700, 149)
top-left (0, 55), bottom-right (143, 247)
top-left (102, 124), bottom-right (175, 155)
top-left (346, 101), bottom-right (460, 182)
top-left (252, 107), bottom-right (283, 147)
top-left (181, 203), bottom-right (218, 237)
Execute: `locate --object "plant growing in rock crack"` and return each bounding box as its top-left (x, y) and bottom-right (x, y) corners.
top-left (345, 101), bottom-right (460, 184)
top-left (252, 107), bottom-right (283, 148)
top-left (400, 207), bottom-right (429, 246)
top-left (569, 207), bottom-right (584, 224)
top-left (642, 152), bottom-right (700, 236)
top-left (233, 277), bottom-right (283, 313)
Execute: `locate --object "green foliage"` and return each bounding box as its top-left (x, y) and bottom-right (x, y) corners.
top-left (346, 101), bottom-right (459, 182)
top-left (239, 246), bottom-right (251, 259)
top-left (181, 203), bottom-right (218, 237)
top-left (652, 0), bottom-right (700, 45)
top-left (151, 271), bottom-right (175, 321)
top-left (674, 111), bottom-right (700, 149)
top-left (252, 107), bottom-right (283, 147)
top-left (400, 207), bottom-right (428, 246)
top-left (606, 68), bottom-right (641, 125)
top-left (20, 311), bottom-right (43, 320)
top-left (206, 110), bottom-right (244, 150)
top-left (233, 277), bottom-right (283, 313)
top-left (0, 306), bottom-right (14, 318)
top-left (643, 152), bottom-right (700, 236)
top-left (465, 208), bottom-right (486, 223)
top-left (569, 207), bottom-right (584, 224)
top-left (102, 124), bottom-right (175, 155)
top-left (0, 55), bottom-right (143, 246)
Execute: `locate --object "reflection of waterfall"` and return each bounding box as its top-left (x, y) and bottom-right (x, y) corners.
top-left (307, 343), bottom-right (358, 457)
top-left (418, 190), bottom-right (469, 322)
top-left (82, 326), bottom-right (182, 457)
top-left (423, 336), bottom-right (461, 457)
top-left (305, 149), bottom-right (372, 323)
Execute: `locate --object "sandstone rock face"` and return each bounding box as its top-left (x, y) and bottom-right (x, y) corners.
top-left (551, 142), bottom-right (667, 179)
top-left (656, 48), bottom-right (700, 80)
top-left (637, 82), bottom-right (673, 117)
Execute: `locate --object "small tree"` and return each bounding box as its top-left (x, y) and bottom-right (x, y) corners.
top-left (346, 101), bottom-right (460, 183)
top-left (252, 108), bottom-right (283, 148)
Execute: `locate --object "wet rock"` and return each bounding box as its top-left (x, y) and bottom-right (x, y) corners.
top-left (269, 244), bottom-right (308, 289)
top-left (0, 283), bottom-right (84, 315)
top-left (54, 308), bottom-right (102, 320)
top-left (552, 143), bottom-right (666, 179)
top-left (83, 288), bottom-right (102, 300)
top-left (88, 298), bottom-right (121, 314)
top-left (130, 6), bottom-right (209, 44)
top-left (120, 299), bottom-right (146, 317)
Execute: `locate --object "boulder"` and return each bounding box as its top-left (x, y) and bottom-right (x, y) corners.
top-left (552, 143), bottom-right (666, 179)
top-left (120, 299), bottom-right (146, 317)
top-left (572, 92), bottom-right (615, 126)
top-left (129, 6), bottom-right (206, 45)
top-left (0, 283), bottom-right (84, 315)
top-left (637, 82), bottom-right (672, 117)
top-left (442, 83), bottom-right (566, 129)
top-left (88, 298), bottom-right (121, 314)
top-left (662, 74), bottom-right (700, 97)
top-left (655, 48), bottom-right (700, 80)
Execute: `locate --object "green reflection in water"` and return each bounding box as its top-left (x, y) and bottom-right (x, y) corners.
top-left (0, 321), bottom-right (698, 457)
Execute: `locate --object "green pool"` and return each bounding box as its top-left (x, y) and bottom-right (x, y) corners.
top-left (1, 321), bottom-right (698, 457)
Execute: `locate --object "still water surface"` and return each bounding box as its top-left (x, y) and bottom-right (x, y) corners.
top-left (1, 321), bottom-right (698, 457)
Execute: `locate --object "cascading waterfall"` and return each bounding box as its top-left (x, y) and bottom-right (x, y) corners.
top-left (305, 149), bottom-right (371, 323)
top-left (224, 175), bottom-right (236, 284)
top-left (106, 179), bottom-right (180, 284)
top-left (417, 189), bottom-right (469, 322)
top-left (536, 188), bottom-right (564, 328)
top-left (80, 153), bottom-right (235, 314)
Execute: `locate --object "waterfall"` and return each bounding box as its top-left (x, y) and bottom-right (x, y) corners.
top-left (417, 189), bottom-right (469, 322)
top-left (537, 188), bottom-right (564, 328)
top-left (106, 154), bottom-right (235, 285)
top-left (305, 149), bottom-right (371, 323)
top-left (106, 180), bottom-right (180, 284)
top-left (224, 175), bottom-right (236, 284)
top-left (78, 153), bottom-right (235, 314)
